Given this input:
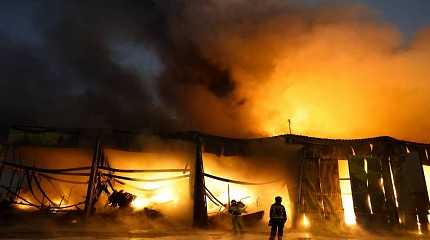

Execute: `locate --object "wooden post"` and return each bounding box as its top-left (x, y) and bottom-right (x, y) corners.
top-left (227, 184), bottom-right (231, 209)
top-left (8, 148), bottom-right (17, 192)
top-left (367, 154), bottom-right (386, 226)
top-left (192, 136), bottom-right (208, 228)
top-left (295, 146), bottom-right (307, 228)
top-left (349, 153), bottom-right (371, 226)
top-left (380, 144), bottom-right (399, 226)
top-left (84, 137), bottom-right (101, 217)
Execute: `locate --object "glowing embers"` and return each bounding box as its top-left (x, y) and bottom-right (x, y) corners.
top-left (338, 159), bottom-right (356, 225)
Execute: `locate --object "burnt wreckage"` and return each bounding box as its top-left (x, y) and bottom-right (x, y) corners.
top-left (0, 126), bottom-right (429, 231)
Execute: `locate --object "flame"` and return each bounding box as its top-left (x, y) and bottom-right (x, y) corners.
top-left (104, 148), bottom-right (192, 213)
top-left (302, 214), bottom-right (310, 228)
top-left (130, 184), bottom-right (178, 211)
top-left (126, 173), bottom-right (181, 211)
top-left (152, 190), bottom-right (176, 203)
top-left (131, 197), bottom-right (150, 210)
top-left (14, 202), bottom-right (33, 211)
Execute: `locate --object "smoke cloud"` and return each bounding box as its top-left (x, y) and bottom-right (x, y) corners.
top-left (1, 0), bottom-right (430, 141)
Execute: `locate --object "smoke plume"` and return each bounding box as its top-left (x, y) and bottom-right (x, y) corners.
top-left (1, 0), bottom-right (430, 141)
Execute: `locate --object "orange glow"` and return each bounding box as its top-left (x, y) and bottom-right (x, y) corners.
top-left (238, 24), bottom-right (430, 142)
top-left (203, 153), bottom-right (294, 227)
top-left (104, 147), bottom-right (192, 216)
top-left (127, 175), bottom-right (183, 211)
top-left (173, 3), bottom-right (430, 143)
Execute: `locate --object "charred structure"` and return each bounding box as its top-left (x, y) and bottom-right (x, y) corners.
top-left (0, 126), bottom-right (429, 233)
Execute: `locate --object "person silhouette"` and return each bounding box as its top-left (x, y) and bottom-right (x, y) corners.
top-left (269, 196), bottom-right (287, 240)
top-left (229, 199), bottom-right (245, 234)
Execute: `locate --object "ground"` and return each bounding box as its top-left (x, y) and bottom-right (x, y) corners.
top-left (1, 213), bottom-right (429, 239)
top-left (1, 230), bottom-right (430, 239)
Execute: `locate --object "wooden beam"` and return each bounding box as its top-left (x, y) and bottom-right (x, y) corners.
top-left (192, 137), bottom-right (208, 228)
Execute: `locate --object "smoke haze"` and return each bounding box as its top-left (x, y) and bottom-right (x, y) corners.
top-left (1, 0), bottom-right (430, 141)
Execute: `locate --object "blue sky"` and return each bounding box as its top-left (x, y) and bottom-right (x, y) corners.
top-left (359, 0), bottom-right (430, 36)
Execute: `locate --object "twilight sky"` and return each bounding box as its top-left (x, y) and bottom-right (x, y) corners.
top-left (300, 0), bottom-right (430, 37)
top-left (359, 0), bottom-right (430, 36)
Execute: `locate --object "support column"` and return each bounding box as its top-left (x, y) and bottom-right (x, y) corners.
top-left (192, 136), bottom-right (208, 228)
top-left (84, 137), bottom-right (101, 217)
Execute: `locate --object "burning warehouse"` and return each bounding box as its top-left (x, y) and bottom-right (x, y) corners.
top-left (1, 126), bottom-right (430, 234)
top-left (1, 0), bottom-right (430, 239)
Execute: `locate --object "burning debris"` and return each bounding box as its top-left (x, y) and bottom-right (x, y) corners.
top-left (107, 190), bottom-right (135, 209)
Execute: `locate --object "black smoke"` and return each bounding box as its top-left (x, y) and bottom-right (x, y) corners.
top-left (0, 0), bottom-right (237, 132)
